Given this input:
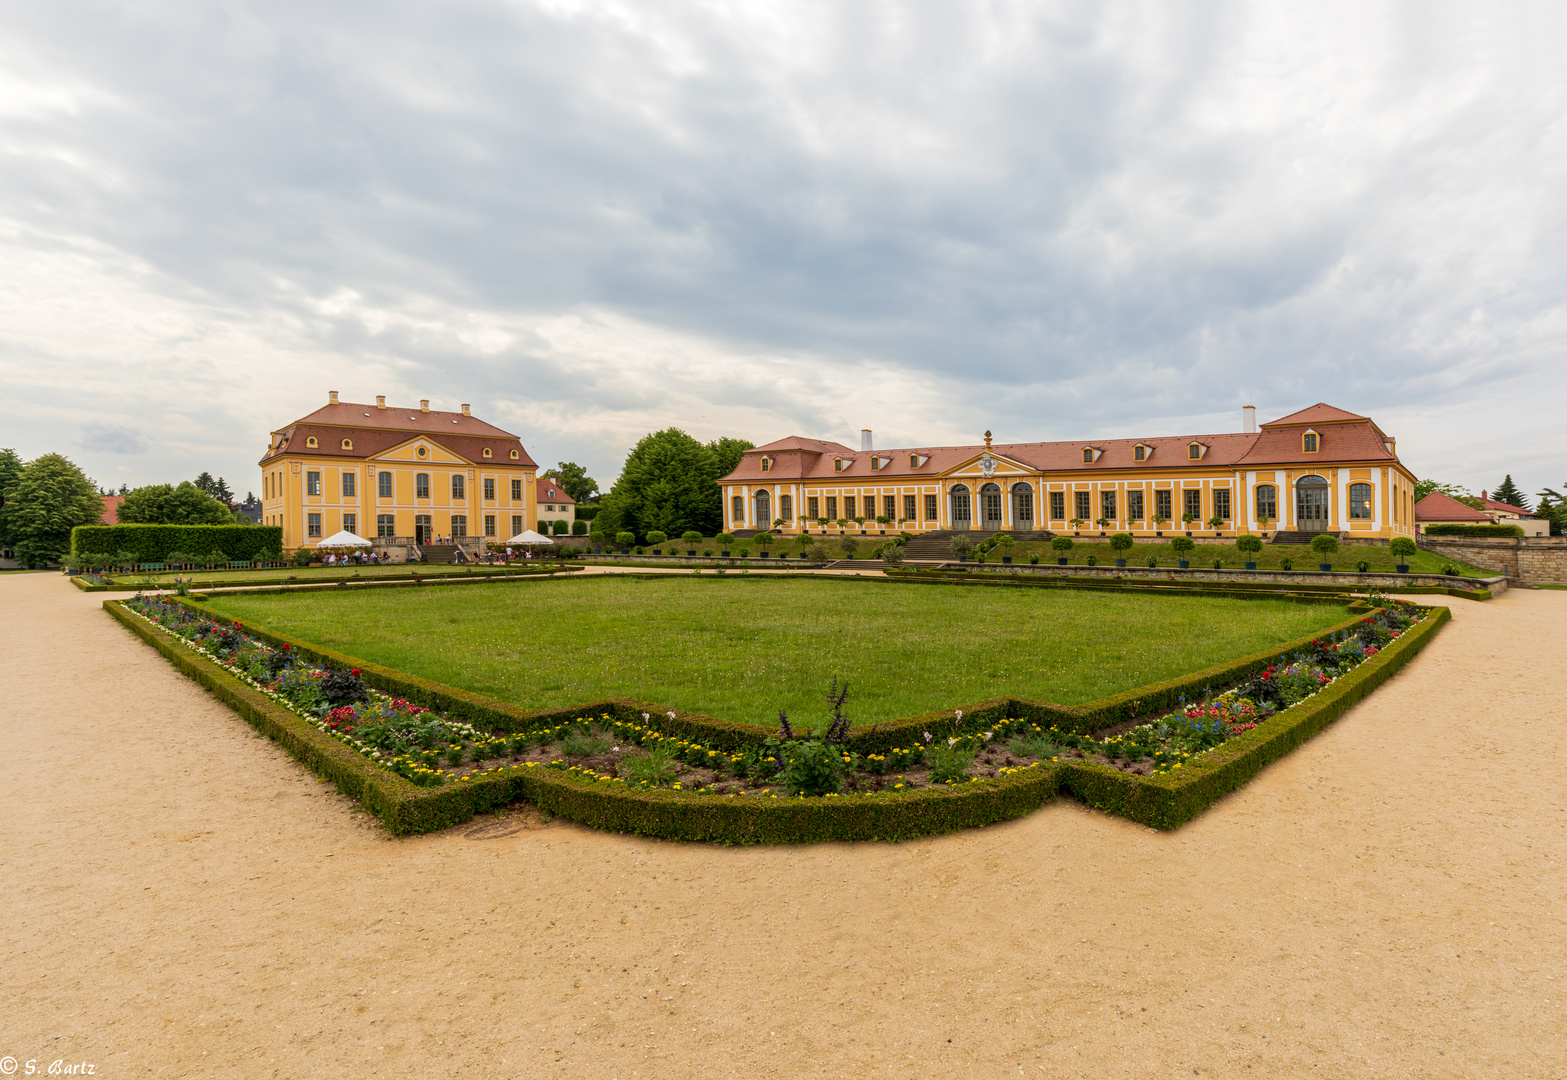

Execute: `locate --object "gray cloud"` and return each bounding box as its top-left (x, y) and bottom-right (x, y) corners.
top-left (0, 1), bottom-right (1563, 496)
top-left (79, 421), bottom-right (149, 455)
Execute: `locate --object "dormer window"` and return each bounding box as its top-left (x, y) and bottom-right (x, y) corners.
top-left (1303, 430), bottom-right (1320, 453)
top-left (483, 447), bottom-right (492, 458)
top-left (909, 454), bottom-right (920, 468)
top-left (306, 436), bottom-right (318, 448)
top-left (834, 458), bottom-right (845, 471)
top-left (760, 457), bottom-right (772, 473)
top-left (1133, 444), bottom-right (1148, 462)
top-left (341, 438), bottom-right (353, 450)
top-left (870, 457), bottom-right (882, 470)
top-left (509, 449), bottom-right (519, 459)
top-left (1187, 442), bottom-right (1203, 460)
top-left (1081, 447), bottom-right (1102, 464)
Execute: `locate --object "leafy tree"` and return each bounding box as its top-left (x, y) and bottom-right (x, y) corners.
top-left (0, 447), bottom-right (25, 549)
top-left (193, 472), bottom-right (236, 504)
top-left (1490, 475), bottom-right (1529, 510)
top-left (595, 429), bottom-right (753, 540)
top-left (4, 453), bottom-right (104, 565)
top-left (543, 462), bottom-right (600, 505)
top-left (117, 481), bottom-right (233, 525)
top-left (1537, 487), bottom-right (1565, 536)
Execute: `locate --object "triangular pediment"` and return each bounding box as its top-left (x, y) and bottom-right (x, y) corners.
top-left (370, 437), bottom-right (472, 465)
top-left (941, 451), bottom-right (1032, 478)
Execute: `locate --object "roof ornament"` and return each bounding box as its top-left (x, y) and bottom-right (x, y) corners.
top-left (984, 429), bottom-right (993, 449)
top-left (978, 453), bottom-right (998, 479)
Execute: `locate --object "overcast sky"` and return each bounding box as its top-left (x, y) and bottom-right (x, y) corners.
top-left (2, 1), bottom-right (1563, 501)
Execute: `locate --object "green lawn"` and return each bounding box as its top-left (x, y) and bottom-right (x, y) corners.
top-left (202, 577), bottom-right (1352, 727)
top-left (109, 563), bottom-right (562, 588)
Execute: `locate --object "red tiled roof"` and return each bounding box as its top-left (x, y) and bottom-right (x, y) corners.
top-left (1264, 403), bottom-right (1369, 426)
top-left (100, 495), bottom-right (124, 524)
top-left (1415, 491), bottom-right (1491, 523)
top-left (1480, 497), bottom-right (1531, 515)
top-left (537, 478), bottom-right (576, 504)
top-left (1234, 420), bottom-right (1395, 466)
top-left (259, 401), bottom-right (534, 468)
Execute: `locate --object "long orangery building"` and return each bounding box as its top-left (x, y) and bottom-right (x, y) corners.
top-left (717, 404), bottom-right (1418, 540)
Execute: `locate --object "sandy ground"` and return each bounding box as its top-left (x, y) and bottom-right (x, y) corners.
top-left (1, 574), bottom-right (1563, 1080)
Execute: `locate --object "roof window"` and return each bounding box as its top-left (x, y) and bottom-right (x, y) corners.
top-left (483, 447), bottom-right (492, 458)
top-left (1303, 430), bottom-right (1320, 453)
top-left (306, 436), bottom-right (318, 448)
top-left (1134, 444), bottom-right (1148, 462)
top-left (341, 438), bottom-right (353, 450)
top-left (1187, 442), bottom-right (1204, 460)
top-left (509, 449), bottom-right (519, 459)
top-left (760, 457), bottom-right (772, 472)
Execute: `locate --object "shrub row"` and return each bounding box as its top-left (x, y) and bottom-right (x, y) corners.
top-left (72, 524), bottom-right (284, 561)
top-left (1056, 604), bottom-right (1451, 828)
top-left (1422, 524), bottom-right (1523, 537)
top-left (123, 593), bottom-right (1445, 837)
top-left (108, 599), bottom-right (1061, 839)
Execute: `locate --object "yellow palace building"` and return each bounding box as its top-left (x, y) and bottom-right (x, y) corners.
top-left (260, 393), bottom-right (537, 550)
top-left (717, 404), bottom-right (1418, 540)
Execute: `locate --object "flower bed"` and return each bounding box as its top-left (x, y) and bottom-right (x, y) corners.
top-left (110, 590), bottom-right (1446, 839)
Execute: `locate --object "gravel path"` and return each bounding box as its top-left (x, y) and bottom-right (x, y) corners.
top-left (2, 573), bottom-right (1562, 1078)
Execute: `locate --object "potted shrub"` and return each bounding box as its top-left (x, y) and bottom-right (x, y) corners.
top-left (995, 533), bottom-right (1015, 563)
top-left (840, 535), bottom-right (860, 559)
top-left (716, 532), bottom-right (735, 556)
top-left (681, 530), bottom-right (702, 555)
top-left (949, 534), bottom-right (975, 562)
top-left (1356, 559), bottom-right (1370, 572)
top-left (1029, 553), bottom-right (1039, 564)
top-left (1095, 516), bottom-right (1110, 536)
top-left (1145, 554), bottom-right (1158, 568)
top-left (1085, 554), bottom-right (1098, 566)
top-left (1390, 536), bottom-right (1416, 573)
top-left (1051, 535), bottom-right (1073, 564)
top-left (615, 531), bottom-right (635, 554)
top-left (1281, 556), bottom-right (1294, 571)
top-left (1310, 532), bottom-right (1338, 571)
top-left (1236, 533), bottom-right (1262, 570)
top-left (1256, 512), bottom-right (1272, 538)
top-left (1109, 531), bottom-right (1133, 566)
top-left (1181, 512), bottom-right (1197, 536)
top-left (853, 516), bottom-right (866, 532)
top-left (1171, 535), bottom-right (1195, 568)
top-left (1069, 517), bottom-right (1084, 536)
top-left (835, 518), bottom-right (849, 532)
top-left (816, 517), bottom-right (829, 531)
top-left (1151, 513), bottom-right (1167, 537)
top-left (880, 540), bottom-right (906, 567)
top-left (647, 529), bottom-right (668, 555)
top-left (875, 514), bottom-right (891, 533)
top-left (1208, 515), bottom-right (1225, 536)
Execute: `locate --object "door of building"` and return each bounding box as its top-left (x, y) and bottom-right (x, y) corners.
top-left (415, 515), bottom-right (432, 544)
top-left (950, 485), bottom-right (971, 529)
top-left (980, 483), bottom-right (1003, 531)
top-left (1295, 477), bottom-right (1329, 533)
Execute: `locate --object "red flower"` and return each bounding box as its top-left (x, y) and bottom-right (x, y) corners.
top-left (351, 668), bottom-right (361, 677)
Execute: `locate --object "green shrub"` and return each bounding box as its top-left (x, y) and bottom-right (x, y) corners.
top-left (1236, 534), bottom-right (1263, 557)
top-left (1356, 560), bottom-right (1370, 573)
top-left (572, 519), bottom-right (588, 535)
top-left (1050, 536), bottom-right (1073, 556)
top-left (1281, 556), bottom-right (1294, 571)
top-left (949, 534), bottom-right (974, 559)
top-left (1146, 555), bottom-right (1158, 567)
top-left (716, 533), bottom-right (736, 545)
top-left (840, 535), bottom-right (860, 557)
top-left (778, 738), bottom-right (848, 796)
top-left (681, 531), bottom-right (703, 543)
top-left (71, 524), bottom-right (282, 562)
top-left (1389, 536), bottom-right (1417, 560)
top-left (292, 548), bottom-right (316, 566)
top-left (1109, 532), bottom-right (1134, 554)
top-left (1310, 534), bottom-right (1339, 560)
top-left (615, 531), bottom-right (635, 547)
top-left (1085, 554), bottom-right (1097, 566)
top-left (1423, 524), bottom-right (1523, 537)
top-left (926, 741), bottom-right (975, 783)
top-left (1170, 537), bottom-right (1195, 557)
top-left (646, 530), bottom-right (669, 545)
top-left (552, 520), bottom-right (569, 536)
top-left (621, 744), bottom-right (678, 786)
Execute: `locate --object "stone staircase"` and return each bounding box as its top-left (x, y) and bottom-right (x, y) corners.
top-left (418, 544), bottom-right (461, 564)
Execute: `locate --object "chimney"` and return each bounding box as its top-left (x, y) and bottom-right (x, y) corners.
top-left (375, 395), bottom-right (386, 410)
top-left (329, 390), bottom-right (339, 404)
top-left (860, 428), bottom-right (873, 452)
top-left (461, 403), bottom-right (471, 416)
top-left (1242, 405), bottom-right (1257, 433)
top-left (420, 399), bottom-right (430, 413)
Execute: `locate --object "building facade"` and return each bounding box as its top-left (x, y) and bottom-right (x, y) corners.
top-left (536, 478), bottom-right (577, 534)
top-left (260, 393), bottom-right (537, 550)
top-left (717, 404), bottom-right (1418, 540)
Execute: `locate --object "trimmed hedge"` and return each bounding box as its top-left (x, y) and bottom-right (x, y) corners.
top-left (1422, 524), bottom-right (1523, 537)
top-left (1057, 605), bottom-right (1450, 828)
top-left (73, 524), bottom-right (283, 561)
top-left (114, 592), bottom-right (1446, 838)
top-left (107, 599), bottom-right (1061, 840)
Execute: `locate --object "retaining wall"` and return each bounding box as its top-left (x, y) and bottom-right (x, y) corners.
top-left (1418, 536), bottom-right (1567, 585)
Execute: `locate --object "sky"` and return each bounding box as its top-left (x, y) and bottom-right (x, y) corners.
top-left (1, 1), bottom-right (1564, 503)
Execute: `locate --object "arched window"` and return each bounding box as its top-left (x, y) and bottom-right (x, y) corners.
top-left (1188, 442), bottom-right (1202, 460)
top-left (754, 489), bottom-right (771, 525)
top-left (1011, 482), bottom-right (1034, 526)
top-left (950, 483), bottom-right (971, 525)
top-left (306, 436), bottom-right (318, 448)
top-left (1256, 484), bottom-right (1277, 522)
top-left (1134, 445), bottom-right (1147, 461)
top-left (1349, 482), bottom-right (1373, 519)
top-left (341, 438), bottom-right (353, 450)
top-left (732, 494), bottom-right (744, 524)
top-left (509, 449), bottom-right (519, 459)
top-left (483, 447), bottom-right (492, 458)
top-left (1082, 447), bottom-right (1093, 463)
